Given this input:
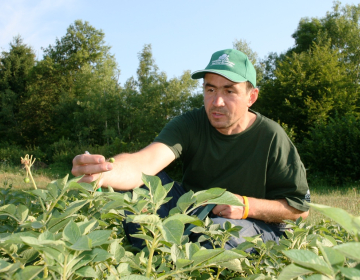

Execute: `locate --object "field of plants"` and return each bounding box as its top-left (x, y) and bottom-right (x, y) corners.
top-left (0, 155), bottom-right (359, 279)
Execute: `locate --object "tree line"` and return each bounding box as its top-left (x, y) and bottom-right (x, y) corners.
top-left (1, 2), bottom-right (360, 184)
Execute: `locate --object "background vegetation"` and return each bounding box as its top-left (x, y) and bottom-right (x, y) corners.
top-left (1, 2), bottom-right (360, 185)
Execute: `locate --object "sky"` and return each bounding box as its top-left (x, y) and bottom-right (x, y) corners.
top-left (1, 0), bottom-right (360, 86)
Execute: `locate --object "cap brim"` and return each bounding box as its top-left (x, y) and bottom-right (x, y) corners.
top-left (191, 69), bottom-right (247, 83)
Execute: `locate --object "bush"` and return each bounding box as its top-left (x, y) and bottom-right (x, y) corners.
top-left (300, 114), bottom-right (360, 185)
top-left (0, 143), bottom-right (46, 166)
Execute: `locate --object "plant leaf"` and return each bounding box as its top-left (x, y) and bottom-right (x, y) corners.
top-left (309, 203), bottom-right (357, 235)
top-left (75, 266), bottom-right (98, 278)
top-left (191, 248), bottom-right (224, 266)
top-left (177, 190), bottom-right (195, 213)
top-left (70, 236), bottom-right (92, 251)
top-left (63, 220), bottom-right (81, 244)
top-left (87, 230), bottom-right (112, 247)
top-left (159, 219), bottom-right (184, 245)
top-left (278, 263), bottom-right (314, 280)
top-left (194, 188), bottom-right (226, 205)
top-left (333, 242), bottom-right (360, 261)
top-left (282, 249), bottom-right (333, 276)
top-left (206, 191), bottom-right (244, 206)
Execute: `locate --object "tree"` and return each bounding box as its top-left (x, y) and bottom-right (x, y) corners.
top-left (0, 36), bottom-right (35, 144)
top-left (233, 39), bottom-right (264, 85)
top-left (19, 20), bottom-right (120, 146)
top-left (120, 44), bottom-right (198, 145)
top-left (257, 41), bottom-right (357, 142)
top-left (290, 2), bottom-right (360, 83)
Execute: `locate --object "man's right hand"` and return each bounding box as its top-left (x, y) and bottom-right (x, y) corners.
top-left (71, 153), bottom-right (114, 183)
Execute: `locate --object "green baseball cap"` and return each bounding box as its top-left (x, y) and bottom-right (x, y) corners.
top-left (191, 49), bottom-right (256, 87)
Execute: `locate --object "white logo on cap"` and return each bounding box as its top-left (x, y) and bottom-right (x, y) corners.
top-left (211, 54), bottom-right (235, 67)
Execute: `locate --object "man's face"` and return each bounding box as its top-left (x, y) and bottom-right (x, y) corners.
top-left (203, 73), bottom-right (258, 135)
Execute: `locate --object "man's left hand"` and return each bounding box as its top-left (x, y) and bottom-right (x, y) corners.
top-left (212, 194), bottom-right (245, 219)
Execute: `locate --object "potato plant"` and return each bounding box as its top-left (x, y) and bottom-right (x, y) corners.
top-left (0, 155), bottom-right (359, 279)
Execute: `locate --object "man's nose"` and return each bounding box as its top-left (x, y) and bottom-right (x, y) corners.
top-left (212, 94), bottom-right (225, 107)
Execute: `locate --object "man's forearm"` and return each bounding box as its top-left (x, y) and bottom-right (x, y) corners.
top-left (247, 197), bottom-right (308, 223)
top-left (213, 195), bottom-right (308, 223)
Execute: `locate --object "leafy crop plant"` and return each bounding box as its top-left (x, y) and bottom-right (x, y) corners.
top-left (0, 155), bottom-right (359, 279)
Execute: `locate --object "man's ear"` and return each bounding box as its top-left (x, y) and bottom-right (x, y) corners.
top-left (248, 88), bottom-right (259, 107)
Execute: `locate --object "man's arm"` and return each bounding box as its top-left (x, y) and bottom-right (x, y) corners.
top-left (213, 195), bottom-right (308, 223)
top-left (71, 142), bottom-right (176, 191)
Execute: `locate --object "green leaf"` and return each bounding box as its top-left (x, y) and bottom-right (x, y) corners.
top-left (170, 244), bottom-right (185, 263)
top-left (278, 263), bottom-right (314, 280)
top-left (203, 250), bottom-right (245, 265)
top-left (48, 217), bottom-right (72, 233)
top-left (309, 203), bottom-right (357, 235)
top-left (128, 214), bottom-right (160, 225)
top-left (194, 188), bottom-right (226, 204)
top-left (0, 204), bottom-right (16, 215)
top-left (117, 263), bottom-right (132, 276)
top-left (0, 260), bottom-right (12, 273)
top-left (70, 235), bottom-right (92, 251)
top-left (78, 219), bottom-right (98, 235)
top-left (305, 274), bottom-right (333, 280)
top-left (177, 190), bottom-right (195, 212)
top-left (17, 265), bottom-right (44, 280)
top-left (218, 259), bottom-right (243, 272)
top-left (338, 267), bottom-right (360, 279)
top-left (109, 241), bottom-right (125, 263)
top-left (75, 266), bottom-right (98, 278)
top-left (121, 275), bottom-right (152, 280)
top-left (48, 200), bottom-right (88, 228)
top-left (160, 219), bottom-right (184, 245)
top-left (130, 234), bottom-right (154, 242)
top-left (322, 246), bottom-right (345, 266)
top-left (38, 231), bottom-right (55, 241)
top-left (30, 189), bottom-right (48, 201)
top-left (163, 213), bottom-right (199, 225)
top-left (53, 174), bottom-right (69, 191)
top-left (63, 220), bottom-right (81, 244)
top-left (206, 191), bottom-right (244, 206)
top-left (15, 204), bottom-right (28, 223)
top-left (191, 248), bottom-right (224, 266)
top-left (282, 249), bottom-right (333, 276)
top-left (333, 242), bottom-right (360, 261)
top-left (176, 258), bottom-right (193, 269)
top-left (42, 247), bottom-right (64, 262)
top-left (185, 242), bottom-right (200, 259)
top-left (141, 173), bottom-right (161, 193)
top-left (87, 230), bottom-right (112, 247)
top-left (91, 248), bottom-right (112, 262)
top-left (47, 182), bottom-right (60, 199)
top-left (153, 183), bottom-right (167, 205)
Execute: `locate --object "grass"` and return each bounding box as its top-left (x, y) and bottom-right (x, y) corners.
top-left (308, 184), bottom-right (360, 224)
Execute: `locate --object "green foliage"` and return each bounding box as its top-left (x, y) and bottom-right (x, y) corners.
top-left (300, 114), bottom-right (360, 184)
top-left (0, 36), bottom-right (36, 145)
top-left (1, 166), bottom-right (360, 279)
top-left (258, 40), bottom-right (357, 143)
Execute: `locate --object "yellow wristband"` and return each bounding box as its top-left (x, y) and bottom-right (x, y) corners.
top-left (242, 196), bottom-right (249, 219)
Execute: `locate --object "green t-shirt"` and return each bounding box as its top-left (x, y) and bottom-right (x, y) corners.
top-left (154, 107), bottom-right (309, 212)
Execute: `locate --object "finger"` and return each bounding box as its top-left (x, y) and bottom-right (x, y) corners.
top-left (73, 154), bottom-right (106, 166)
top-left (72, 161), bottom-right (113, 177)
top-left (212, 205), bottom-right (222, 215)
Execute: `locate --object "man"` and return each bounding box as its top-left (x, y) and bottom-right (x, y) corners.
top-left (72, 49), bottom-right (309, 250)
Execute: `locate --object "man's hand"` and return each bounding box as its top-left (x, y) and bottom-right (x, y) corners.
top-left (212, 194), bottom-right (245, 219)
top-left (71, 153), bottom-right (113, 183)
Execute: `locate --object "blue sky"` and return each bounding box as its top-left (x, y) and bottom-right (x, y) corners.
top-left (1, 0), bottom-right (359, 85)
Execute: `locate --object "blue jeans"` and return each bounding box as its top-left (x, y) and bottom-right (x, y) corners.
top-left (122, 171), bottom-right (285, 251)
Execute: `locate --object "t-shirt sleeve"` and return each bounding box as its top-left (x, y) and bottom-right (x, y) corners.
top-left (153, 112), bottom-right (194, 159)
top-left (266, 128), bottom-right (310, 212)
